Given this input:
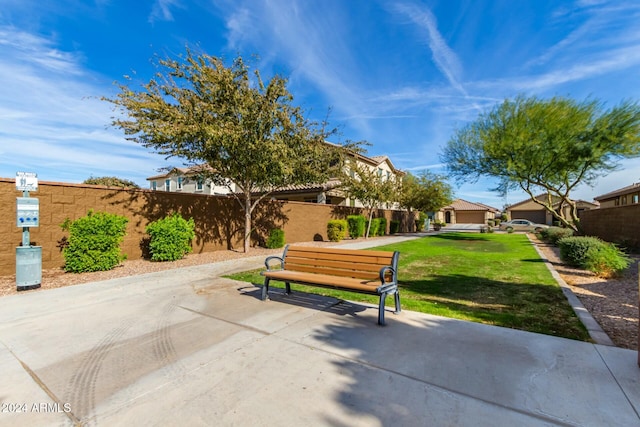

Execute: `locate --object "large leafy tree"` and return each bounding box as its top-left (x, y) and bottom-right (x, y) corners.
top-left (399, 171), bottom-right (453, 230)
top-left (340, 161), bottom-right (399, 238)
top-left (104, 49), bottom-right (340, 252)
top-left (442, 96), bottom-right (640, 231)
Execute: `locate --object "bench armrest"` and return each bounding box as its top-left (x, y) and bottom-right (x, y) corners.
top-left (264, 255), bottom-right (284, 271)
top-left (379, 265), bottom-right (397, 285)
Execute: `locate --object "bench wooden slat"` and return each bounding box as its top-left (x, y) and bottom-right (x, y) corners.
top-left (262, 270), bottom-right (381, 293)
top-left (285, 249), bottom-right (394, 266)
top-left (285, 256), bottom-right (385, 273)
top-left (285, 245), bottom-right (396, 259)
top-left (282, 264), bottom-right (381, 280)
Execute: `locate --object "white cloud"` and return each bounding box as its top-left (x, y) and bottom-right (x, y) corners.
top-left (392, 3), bottom-right (465, 96)
top-left (0, 26), bottom-right (165, 185)
top-left (148, 0), bottom-right (183, 23)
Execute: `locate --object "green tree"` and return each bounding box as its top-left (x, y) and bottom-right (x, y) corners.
top-left (83, 176), bottom-right (140, 188)
top-left (340, 161), bottom-right (399, 238)
top-left (399, 171), bottom-right (453, 230)
top-left (103, 49), bottom-right (340, 252)
top-left (442, 96), bottom-right (640, 231)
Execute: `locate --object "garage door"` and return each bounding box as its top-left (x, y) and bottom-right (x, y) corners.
top-left (511, 210), bottom-right (546, 224)
top-left (455, 211), bottom-right (485, 224)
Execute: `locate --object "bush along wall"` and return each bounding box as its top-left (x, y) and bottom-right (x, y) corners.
top-left (327, 220), bottom-right (348, 242)
top-left (558, 236), bottom-right (631, 278)
top-left (266, 228), bottom-right (285, 249)
top-left (61, 210), bottom-right (128, 272)
top-left (390, 220), bottom-right (400, 234)
top-left (146, 213), bottom-right (196, 261)
top-left (347, 215), bottom-right (366, 239)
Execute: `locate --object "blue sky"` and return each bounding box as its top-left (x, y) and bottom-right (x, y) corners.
top-left (1, 0), bottom-right (639, 209)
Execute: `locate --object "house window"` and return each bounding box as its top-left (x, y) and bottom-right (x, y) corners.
top-left (633, 194), bottom-right (639, 204)
top-left (386, 171), bottom-right (391, 181)
top-left (378, 168), bottom-right (383, 177)
top-left (196, 179), bottom-right (204, 191)
top-left (621, 195), bottom-right (627, 205)
top-left (164, 179), bottom-right (171, 192)
top-left (177, 176), bottom-right (183, 190)
top-left (151, 181), bottom-right (157, 191)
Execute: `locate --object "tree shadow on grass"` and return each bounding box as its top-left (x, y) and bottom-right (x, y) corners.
top-left (398, 273), bottom-right (590, 341)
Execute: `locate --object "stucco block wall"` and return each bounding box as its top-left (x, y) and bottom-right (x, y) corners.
top-left (1, 179), bottom-right (412, 276)
top-left (580, 205), bottom-right (640, 249)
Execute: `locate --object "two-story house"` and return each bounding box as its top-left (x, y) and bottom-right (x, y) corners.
top-left (264, 151), bottom-right (405, 208)
top-left (147, 146), bottom-right (405, 209)
top-left (594, 182), bottom-right (640, 208)
top-left (146, 166), bottom-right (237, 195)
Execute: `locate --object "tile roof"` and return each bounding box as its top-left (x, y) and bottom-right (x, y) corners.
top-left (594, 182), bottom-right (640, 201)
top-left (442, 199), bottom-right (497, 211)
top-left (146, 165), bottom-right (213, 180)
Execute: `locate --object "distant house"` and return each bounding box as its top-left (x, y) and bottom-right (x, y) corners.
top-left (146, 166), bottom-right (236, 195)
top-left (435, 199), bottom-right (499, 224)
top-left (506, 194), bottom-right (598, 225)
top-left (593, 182), bottom-right (640, 208)
top-left (266, 152), bottom-right (405, 207)
top-left (146, 148), bottom-right (405, 208)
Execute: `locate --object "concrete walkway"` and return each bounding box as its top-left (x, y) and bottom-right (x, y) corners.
top-left (0, 234), bottom-right (638, 426)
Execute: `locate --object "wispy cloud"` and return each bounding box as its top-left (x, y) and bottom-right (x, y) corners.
top-left (391, 3), bottom-right (465, 96)
top-left (0, 26), bottom-right (164, 183)
top-left (148, 0), bottom-right (183, 23)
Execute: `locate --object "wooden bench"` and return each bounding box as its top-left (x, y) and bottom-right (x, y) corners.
top-left (260, 245), bottom-right (401, 325)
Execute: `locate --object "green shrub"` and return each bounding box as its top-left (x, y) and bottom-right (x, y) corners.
top-left (327, 220), bottom-right (348, 242)
top-left (487, 219), bottom-right (495, 227)
top-left (347, 215), bottom-right (366, 238)
top-left (415, 219), bottom-right (424, 232)
top-left (558, 236), bottom-right (604, 267)
top-left (494, 218), bottom-right (501, 226)
top-left (390, 220), bottom-right (400, 234)
top-left (61, 210), bottom-right (128, 272)
top-left (583, 243), bottom-right (631, 278)
top-left (265, 228), bottom-right (285, 249)
top-left (146, 213), bottom-right (195, 261)
top-left (558, 236), bottom-right (630, 277)
top-left (366, 218), bottom-right (380, 237)
top-left (377, 218), bottom-right (387, 236)
top-left (539, 227), bottom-right (574, 245)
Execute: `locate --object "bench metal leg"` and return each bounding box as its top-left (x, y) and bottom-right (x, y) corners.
top-left (394, 290), bottom-right (401, 314)
top-left (285, 282), bottom-right (291, 295)
top-left (378, 293), bottom-right (387, 326)
top-left (261, 278), bottom-right (270, 301)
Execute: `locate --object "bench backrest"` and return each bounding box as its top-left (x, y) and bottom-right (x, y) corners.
top-left (283, 245), bottom-right (399, 282)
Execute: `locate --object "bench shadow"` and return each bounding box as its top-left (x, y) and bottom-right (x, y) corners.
top-left (238, 284), bottom-right (370, 318)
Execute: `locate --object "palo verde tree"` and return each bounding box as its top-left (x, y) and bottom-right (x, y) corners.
top-left (340, 160), bottom-right (399, 238)
top-left (104, 49), bottom-right (341, 252)
top-left (399, 171), bottom-right (453, 230)
top-left (442, 95), bottom-right (640, 231)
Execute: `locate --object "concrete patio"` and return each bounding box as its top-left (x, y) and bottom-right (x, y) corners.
top-left (0, 235), bottom-right (638, 426)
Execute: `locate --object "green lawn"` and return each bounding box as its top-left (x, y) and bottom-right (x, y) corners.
top-left (226, 232), bottom-right (590, 341)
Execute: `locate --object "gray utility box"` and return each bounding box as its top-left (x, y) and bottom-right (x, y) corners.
top-left (16, 246), bottom-right (42, 288)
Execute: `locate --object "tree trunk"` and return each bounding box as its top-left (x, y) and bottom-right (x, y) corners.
top-left (365, 208), bottom-right (375, 238)
top-left (244, 191), bottom-right (252, 253)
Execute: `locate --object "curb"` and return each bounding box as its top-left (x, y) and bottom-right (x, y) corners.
top-left (528, 235), bottom-right (615, 346)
